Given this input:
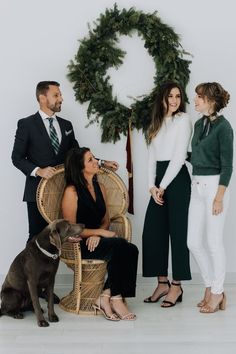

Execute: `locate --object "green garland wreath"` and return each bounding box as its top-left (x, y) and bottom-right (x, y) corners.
top-left (68, 4), bottom-right (192, 143)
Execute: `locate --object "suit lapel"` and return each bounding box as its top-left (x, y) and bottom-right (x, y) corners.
top-left (56, 117), bottom-right (66, 153)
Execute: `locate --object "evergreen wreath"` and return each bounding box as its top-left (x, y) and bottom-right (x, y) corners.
top-left (68, 4), bottom-right (192, 143)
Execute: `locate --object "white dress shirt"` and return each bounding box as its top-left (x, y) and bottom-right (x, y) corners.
top-left (148, 112), bottom-right (192, 190)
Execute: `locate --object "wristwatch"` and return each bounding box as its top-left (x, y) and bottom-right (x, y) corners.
top-left (98, 159), bottom-right (105, 167)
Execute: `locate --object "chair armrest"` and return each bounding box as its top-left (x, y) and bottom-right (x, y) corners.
top-left (60, 241), bottom-right (82, 272)
top-left (110, 214), bottom-right (132, 242)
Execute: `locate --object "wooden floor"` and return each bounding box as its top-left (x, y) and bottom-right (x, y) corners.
top-left (1, 281), bottom-right (236, 354)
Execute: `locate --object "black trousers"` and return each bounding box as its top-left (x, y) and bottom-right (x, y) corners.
top-left (142, 161), bottom-right (191, 280)
top-left (80, 237), bottom-right (139, 297)
top-left (27, 202), bottom-right (48, 242)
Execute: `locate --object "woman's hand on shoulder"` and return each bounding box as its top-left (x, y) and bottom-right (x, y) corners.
top-left (149, 186), bottom-right (164, 205)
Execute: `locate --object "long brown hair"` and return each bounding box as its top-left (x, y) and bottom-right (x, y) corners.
top-left (147, 81), bottom-right (186, 144)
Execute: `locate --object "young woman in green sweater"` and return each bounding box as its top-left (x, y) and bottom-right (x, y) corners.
top-left (187, 82), bottom-right (233, 313)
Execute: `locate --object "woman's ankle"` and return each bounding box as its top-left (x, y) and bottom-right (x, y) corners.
top-left (158, 276), bottom-right (168, 283)
top-left (102, 289), bottom-right (111, 297)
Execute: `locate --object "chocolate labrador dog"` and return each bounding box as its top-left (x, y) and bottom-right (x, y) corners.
top-left (0, 219), bottom-right (83, 327)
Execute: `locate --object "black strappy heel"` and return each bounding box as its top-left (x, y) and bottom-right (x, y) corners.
top-left (161, 282), bottom-right (183, 308)
top-left (144, 280), bottom-right (170, 303)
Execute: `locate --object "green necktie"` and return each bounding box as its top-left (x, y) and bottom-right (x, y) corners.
top-left (47, 118), bottom-right (60, 154)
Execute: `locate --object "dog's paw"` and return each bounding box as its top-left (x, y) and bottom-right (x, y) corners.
top-left (38, 319), bottom-right (49, 327)
top-left (49, 314), bottom-right (59, 322)
top-left (14, 313), bottom-right (24, 319)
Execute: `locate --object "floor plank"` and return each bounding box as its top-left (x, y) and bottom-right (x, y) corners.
top-left (1, 283), bottom-right (236, 354)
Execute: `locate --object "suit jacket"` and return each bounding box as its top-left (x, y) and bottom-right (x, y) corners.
top-left (12, 112), bottom-right (79, 202)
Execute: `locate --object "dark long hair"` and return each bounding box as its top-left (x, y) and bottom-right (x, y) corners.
top-left (147, 81), bottom-right (186, 144)
top-left (64, 147), bottom-right (90, 189)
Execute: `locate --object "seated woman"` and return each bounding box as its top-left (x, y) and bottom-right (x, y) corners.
top-left (62, 147), bottom-right (139, 321)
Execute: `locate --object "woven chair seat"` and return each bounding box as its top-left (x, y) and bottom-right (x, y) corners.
top-left (36, 165), bottom-right (131, 314)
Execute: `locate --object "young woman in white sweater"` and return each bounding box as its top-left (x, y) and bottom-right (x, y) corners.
top-left (142, 81), bottom-right (192, 307)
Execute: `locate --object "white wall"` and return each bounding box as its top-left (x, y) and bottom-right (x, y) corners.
top-left (0, 0), bottom-right (235, 279)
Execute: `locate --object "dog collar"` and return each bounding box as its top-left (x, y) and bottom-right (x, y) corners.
top-left (35, 240), bottom-right (61, 260)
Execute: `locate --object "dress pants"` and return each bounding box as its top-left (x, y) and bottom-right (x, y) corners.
top-left (80, 237), bottom-right (139, 297)
top-left (142, 161), bottom-right (191, 280)
top-left (187, 175), bottom-right (229, 294)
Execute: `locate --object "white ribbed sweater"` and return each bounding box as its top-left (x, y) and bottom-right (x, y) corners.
top-left (148, 112), bottom-right (192, 190)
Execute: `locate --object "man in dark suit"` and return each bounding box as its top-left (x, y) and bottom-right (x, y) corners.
top-left (12, 81), bottom-right (79, 242)
top-left (12, 81), bottom-right (118, 302)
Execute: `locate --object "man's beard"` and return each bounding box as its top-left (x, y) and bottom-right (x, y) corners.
top-left (48, 103), bottom-right (62, 113)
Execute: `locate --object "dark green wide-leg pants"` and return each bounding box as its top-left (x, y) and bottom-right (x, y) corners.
top-left (142, 161), bottom-right (191, 280)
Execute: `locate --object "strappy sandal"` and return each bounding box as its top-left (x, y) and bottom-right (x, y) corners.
top-left (197, 299), bottom-right (207, 307)
top-left (144, 280), bottom-right (170, 303)
top-left (161, 282), bottom-right (183, 308)
top-left (110, 296), bottom-right (136, 321)
top-left (197, 288), bottom-right (211, 307)
top-left (93, 294), bottom-right (120, 321)
top-left (200, 293), bottom-right (226, 313)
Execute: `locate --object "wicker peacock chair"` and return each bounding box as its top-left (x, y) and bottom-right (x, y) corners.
top-left (36, 165), bottom-right (131, 314)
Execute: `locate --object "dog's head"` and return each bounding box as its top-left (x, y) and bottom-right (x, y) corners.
top-left (49, 219), bottom-right (84, 251)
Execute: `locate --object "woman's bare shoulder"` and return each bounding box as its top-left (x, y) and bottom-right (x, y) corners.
top-left (64, 185), bottom-right (78, 196)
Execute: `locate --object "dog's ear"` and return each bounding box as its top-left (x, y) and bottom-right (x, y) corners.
top-left (49, 220), bottom-right (68, 250)
top-left (49, 229), bottom-right (61, 251)
top-left (49, 219), bottom-right (71, 248)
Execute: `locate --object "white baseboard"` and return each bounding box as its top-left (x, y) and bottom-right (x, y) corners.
top-left (54, 272), bottom-right (236, 287)
top-left (1, 273), bottom-right (235, 288)
top-left (138, 273), bottom-right (236, 285)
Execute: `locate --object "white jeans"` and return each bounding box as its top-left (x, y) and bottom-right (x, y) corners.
top-left (187, 175), bottom-right (229, 294)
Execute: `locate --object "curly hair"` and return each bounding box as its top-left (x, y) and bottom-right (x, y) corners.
top-left (195, 82), bottom-right (230, 114)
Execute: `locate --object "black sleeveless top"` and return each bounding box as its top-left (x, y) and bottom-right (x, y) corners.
top-left (76, 179), bottom-right (106, 228)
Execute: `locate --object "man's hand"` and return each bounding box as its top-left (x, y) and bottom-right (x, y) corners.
top-left (36, 167), bottom-right (56, 179)
top-left (103, 160), bottom-right (119, 171)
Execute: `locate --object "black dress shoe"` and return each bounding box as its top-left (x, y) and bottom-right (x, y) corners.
top-left (38, 289), bottom-right (60, 304)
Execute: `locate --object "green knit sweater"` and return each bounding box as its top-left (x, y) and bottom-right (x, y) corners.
top-left (191, 115), bottom-right (233, 186)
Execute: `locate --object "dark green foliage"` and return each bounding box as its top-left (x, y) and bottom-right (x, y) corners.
top-left (68, 4), bottom-right (192, 143)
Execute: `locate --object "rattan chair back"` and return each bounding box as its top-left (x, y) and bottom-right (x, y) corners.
top-left (36, 165), bottom-right (129, 223)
